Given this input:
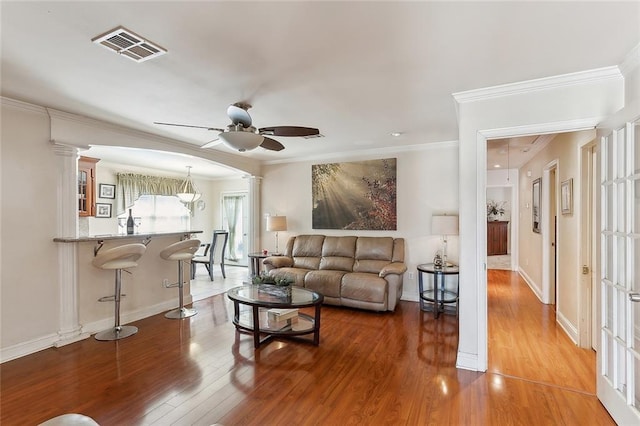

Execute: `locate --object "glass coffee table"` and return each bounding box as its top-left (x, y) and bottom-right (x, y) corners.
top-left (227, 284), bottom-right (324, 349)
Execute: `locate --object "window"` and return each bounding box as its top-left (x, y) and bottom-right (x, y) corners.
top-left (117, 195), bottom-right (190, 233)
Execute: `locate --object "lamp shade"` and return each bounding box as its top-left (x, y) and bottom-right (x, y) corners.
top-left (266, 215), bottom-right (287, 232)
top-left (432, 215), bottom-right (458, 236)
top-left (218, 131), bottom-right (264, 152)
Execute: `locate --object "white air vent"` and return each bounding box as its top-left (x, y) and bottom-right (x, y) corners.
top-left (92, 26), bottom-right (167, 62)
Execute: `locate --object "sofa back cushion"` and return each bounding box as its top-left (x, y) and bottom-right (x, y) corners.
top-left (353, 237), bottom-right (394, 274)
top-left (291, 235), bottom-right (324, 270)
top-left (319, 236), bottom-right (356, 272)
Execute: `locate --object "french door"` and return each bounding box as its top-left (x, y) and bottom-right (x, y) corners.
top-left (597, 117), bottom-right (640, 423)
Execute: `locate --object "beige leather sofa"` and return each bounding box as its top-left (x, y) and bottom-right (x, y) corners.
top-left (263, 235), bottom-right (407, 312)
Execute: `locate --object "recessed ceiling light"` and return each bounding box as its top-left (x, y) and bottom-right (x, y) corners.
top-left (494, 164), bottom-right (501, 168)
top-left (391, 132), bottom-right (403, 137)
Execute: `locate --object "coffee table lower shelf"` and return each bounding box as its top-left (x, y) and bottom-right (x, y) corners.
top-left (233, 308), bottom-right (319, 348)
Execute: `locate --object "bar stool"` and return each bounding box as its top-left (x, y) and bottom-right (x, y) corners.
top-left (160, 239), bottom-right (201, 319)
top-left (92, 243), bottom-right (146, 341)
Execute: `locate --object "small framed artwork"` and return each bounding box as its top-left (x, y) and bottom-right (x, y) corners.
top-left (99, 183), bottom-right (116, 199)
top-left (532, 178), bottom-right (541, 233)
top-left (96, 203), bottom-right (112, 218)
top-left (561, 178), bottom-right (573, 215)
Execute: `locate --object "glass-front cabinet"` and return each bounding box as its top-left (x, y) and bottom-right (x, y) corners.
top-left (78, 156), bottom-right (99, 217)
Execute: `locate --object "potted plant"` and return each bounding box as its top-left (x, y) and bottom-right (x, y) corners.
top-left (252, 273), bottom-right (294, 297)
top-left (487, 200), bottom-right (506, 221)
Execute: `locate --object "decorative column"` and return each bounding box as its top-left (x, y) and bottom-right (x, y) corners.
top-left (52, 142), bottom-right (90, 346)
top-left (246, 175), bottom-right (262, 256)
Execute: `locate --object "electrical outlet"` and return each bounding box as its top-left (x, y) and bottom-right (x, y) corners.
top-left (408, 272), bottom-right (414, 280)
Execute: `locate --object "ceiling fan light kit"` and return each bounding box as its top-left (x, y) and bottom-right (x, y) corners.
top-left (155, 102), bottom-right (320, 152)
top-left (218, 131), bottom-right (264, 152)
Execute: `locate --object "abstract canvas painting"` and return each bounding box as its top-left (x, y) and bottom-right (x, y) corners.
top-left (312, 158), bottom-right (397, 230)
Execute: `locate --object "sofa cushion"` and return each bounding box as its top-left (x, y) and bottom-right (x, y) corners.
top-left (291, 235), bottom-right (324, 270)
top-left (353, 237), bottom-right (394, 274)
top-left (319, 236), bottom-right (356, 271)
top-left (341, 272), bottom-right (387, 304)
top-left (270, 268), bottom-right (312, 287)
top-left (304, 270), bottom-right (346, 298)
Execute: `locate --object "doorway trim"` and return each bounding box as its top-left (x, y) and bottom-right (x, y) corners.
top-left (542, 159), bottom-right (558, 305)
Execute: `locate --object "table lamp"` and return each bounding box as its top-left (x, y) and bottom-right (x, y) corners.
top-left (432, 214), bottom-right (458, 267)
top-left (266, 215), bottom-right (287, 255)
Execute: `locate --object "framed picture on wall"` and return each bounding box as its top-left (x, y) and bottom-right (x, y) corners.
top-left (561, 178), bottom-right (573, 215)
top-left (96, 203), bottom-right (112, 218)
top-left (99, 183), bottom-right (115, 199)
top-left (532, 178), bottom-right (541, 233)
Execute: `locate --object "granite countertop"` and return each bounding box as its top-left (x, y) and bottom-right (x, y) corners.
top-left (54, 230), bottom-right (203, 243)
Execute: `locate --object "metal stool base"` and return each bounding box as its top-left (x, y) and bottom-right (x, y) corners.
top-left (165, 307), bottom-right (197, 319)
top-left (94, 325), bottom-right (138, 341)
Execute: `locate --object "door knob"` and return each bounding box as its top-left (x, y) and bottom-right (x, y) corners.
top-left (630, 293), bottom-right (640, 302)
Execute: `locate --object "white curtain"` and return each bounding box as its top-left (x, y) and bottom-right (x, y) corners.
top-left (115, 173), bottom-right (182, 215)
top-left (223, 195), bottom-right (243, 261)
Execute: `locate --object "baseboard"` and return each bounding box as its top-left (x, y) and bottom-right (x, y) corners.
top-left (456, 351), bottom-right (481, 371)
top-left (557, 310), bottom-right (579, 345)
top-left (518, 267), bottom-right (543, 302)
top-left (1, 333), bottom-right (60, 363)
top-left (1, 296), bottom-right (189, 363)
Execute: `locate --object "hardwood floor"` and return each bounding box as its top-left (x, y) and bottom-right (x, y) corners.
top-left (1, 270), bottom-right (613, 425)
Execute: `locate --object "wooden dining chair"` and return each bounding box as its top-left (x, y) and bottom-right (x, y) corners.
top-left (190, 230), bottom-right (228, 281)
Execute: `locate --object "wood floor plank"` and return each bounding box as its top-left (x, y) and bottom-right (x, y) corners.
top-left (1, 268), bottom-right (613, 425)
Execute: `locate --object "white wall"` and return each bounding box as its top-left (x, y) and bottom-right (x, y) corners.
top-left (260, 143), bottom-right (460, 302)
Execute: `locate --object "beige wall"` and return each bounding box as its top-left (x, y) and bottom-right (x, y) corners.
top-left (518, 129), bottom-right (596, 336)
top-left (259, 144), bottom-right (460, 300)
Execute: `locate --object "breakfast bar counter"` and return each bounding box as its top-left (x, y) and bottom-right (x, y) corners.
top-left (53, 230), bottom-right (203, 340)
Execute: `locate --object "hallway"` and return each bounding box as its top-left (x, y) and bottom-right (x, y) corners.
top-left (488, 269), bottom-right (597, 394)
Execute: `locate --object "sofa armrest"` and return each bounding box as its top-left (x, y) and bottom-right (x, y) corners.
top-left (263, 256), bottom-right (293, 271)
top-left (379, 262), bottom-right (407, 278)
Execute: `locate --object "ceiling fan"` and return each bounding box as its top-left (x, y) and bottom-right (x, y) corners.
top-left (154, 102), bottom-right (320, 152)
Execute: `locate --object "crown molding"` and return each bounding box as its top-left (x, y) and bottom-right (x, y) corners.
top-left (263, 140), bottom-right (459, 166)
top-left (453, 66), bottom-right (622, 104)
top-left (479, 117), bottom-right (600, 140)
top-left (619, 42), bottom-right (640, 76)
top-left (1, 96), bottom-right (48, 114)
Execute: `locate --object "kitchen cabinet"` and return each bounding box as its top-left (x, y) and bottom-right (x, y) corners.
top-left (487, 221), bottom-right (508, 255)
top-left (78, 156), bottom-right (99, 217)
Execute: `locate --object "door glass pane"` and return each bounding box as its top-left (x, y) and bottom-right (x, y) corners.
top-left (617, 182), bottom-right (626, 233)
top-left (606, 185), bottom-right (614, 231)
top-left (634, 354), bottom-right (640, 409)
top-left (617, 236), bottom-right (626, 287)
top-left (634, 179), bottom-right (640, 234)
top-left (634, 122), bottom-right (640, 175)
top-left (605, 283), bottom-right (614, 330)
top-left (616, 127), bottom-right (626, 179)
top-left (604, 235), bottom-right (613, 282)
top-left (617, 340), bottom-right (627, 393)
top-left (616, 288), bottom-right (627, 340)
top-left (606, 332), bottom-right (614, 380)
top-left (634, 238), bottom-right (640, 293)
top-left (607, 133), bottom-right (614, 181)
top-left (634, 301), bottom-right (640, 350)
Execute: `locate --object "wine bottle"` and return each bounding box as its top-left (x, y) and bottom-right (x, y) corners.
top-left (126, 209), bottom-right (134, 234)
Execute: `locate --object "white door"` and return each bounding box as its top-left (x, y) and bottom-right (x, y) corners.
top-left (597, 118), bottom-right (640, 424)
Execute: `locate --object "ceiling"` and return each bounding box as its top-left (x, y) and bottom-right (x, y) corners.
top-left (2, 2), bottom-right (639, 178)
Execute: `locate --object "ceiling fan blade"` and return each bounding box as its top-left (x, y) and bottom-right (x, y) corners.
top-left (154, 122), bottom-right (224, 132)
top-left (201, 138), bottom-right (221, 149)
top-left (227, 103), bottom-right (252, 128)
top-left (259, 126), bottom-right (320, 137)
top-left (260, 137), bottom-right (285, 151)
